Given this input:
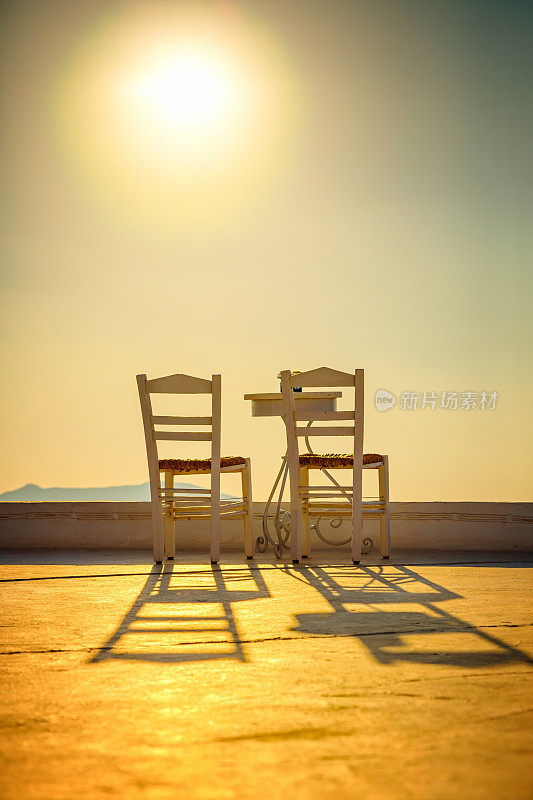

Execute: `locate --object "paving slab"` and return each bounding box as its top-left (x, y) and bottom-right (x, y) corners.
top-left (0, 550), bottom-right (532, 800)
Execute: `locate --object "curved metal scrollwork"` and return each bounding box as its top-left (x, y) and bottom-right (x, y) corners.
top-left (311, 515), bottom-right (373, 554)
top-left (257, 456), bottom-right (291, 557)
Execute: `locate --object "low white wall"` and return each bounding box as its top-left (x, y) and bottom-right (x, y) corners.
top-left (0, 502), bottom-right (531, 553)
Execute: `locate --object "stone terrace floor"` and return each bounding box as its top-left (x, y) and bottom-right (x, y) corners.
top-left (0, 549), bottom-right (532, 800)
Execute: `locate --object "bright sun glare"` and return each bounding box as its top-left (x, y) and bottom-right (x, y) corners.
top-left (55, 6), bottom-right (299, 225)
top-left (129, 47), bottom-right (240, 136)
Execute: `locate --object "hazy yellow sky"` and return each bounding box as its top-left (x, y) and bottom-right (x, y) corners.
top-left (1, 0), bottom-right (532, 500)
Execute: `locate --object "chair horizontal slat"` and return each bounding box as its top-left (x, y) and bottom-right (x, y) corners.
top-left (307, 501), bottom-right (385, 510)
top-left (159, 487), bottom-right (212, 494)
top-left (301, 491), bottom-right (352, 498)
top-left (219, 512), bottom-right (246, 519)
top-left (309, 496), bottom-right (382, 502)
top-left (220, 501), bottom-right (247, 511)
top-left (301, 490), bottom-right (352, 497)
top-left (307, 506), bottom-right (352, 514)
top-left (171, 500), bottom-right (211, 508)
top-left (172, 507), bottom-right (246, 518)
top-left (170, 499), bottom-right (245, 508)
top-left (154, 431), bottom-right (212, 441)
top-left (295, 411), bottom-right (355, 422)
top-left (307, 509), bottom-right (384, 517)
top-left (153, 415), bottom-right (212, 426)
top-left (163, 498), bottom-right (211, 505)
top-left (304, 485), bottom-right (353, 491)
top-left (173, 510), bottom-right (211, 518)
top-left (296, 426), bottom-right (355, 437)
top-left (169, 495), bottom-right (209, 502)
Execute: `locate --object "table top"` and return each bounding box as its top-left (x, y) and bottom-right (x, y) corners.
top-left (244, 391), bottom-right (342, 418)
top-left (244, 391), bottom-right (341, 401)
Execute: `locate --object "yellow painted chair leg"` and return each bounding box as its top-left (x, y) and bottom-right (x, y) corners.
top-left (378, 456), bottom-right (391, 558)
top-left (300, 465), bottom-right (310, 558)
top-left (242, 459), bottom-right (254, 559)
top-left (164, 470), bottom-right (175, 559)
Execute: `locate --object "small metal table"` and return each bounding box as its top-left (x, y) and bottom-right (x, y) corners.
top-left (244, 392), bottom-right (344, 558)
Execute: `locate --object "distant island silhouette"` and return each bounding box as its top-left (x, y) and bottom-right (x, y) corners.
top-left (0, 482), bottom-right (235, 502)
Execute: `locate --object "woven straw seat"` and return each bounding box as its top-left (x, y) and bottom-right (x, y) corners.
top-left (159, 456), bottom-right (246, 473)
top-left (299, 453), bottom-right (384, 469)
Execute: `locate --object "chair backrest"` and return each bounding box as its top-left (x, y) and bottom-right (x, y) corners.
top-left (136, 373), bottom-right (221, 496)
top-left (280, 366), bottom-right (364, 484)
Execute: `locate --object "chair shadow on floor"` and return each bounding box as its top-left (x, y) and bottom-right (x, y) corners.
top-left (285, 564), bottom-right (533, 667)
top-left (91, 562), bottom-right (270, 664)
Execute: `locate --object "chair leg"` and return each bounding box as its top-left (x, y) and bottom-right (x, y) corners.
top-left (378, 455), bottom-right (391, 558)
top-left (299, 466), bottom-right (310, 558)
top-left (151, 499), bottom-right (164, 564)
top-left (351, 466), bottom-right (363, 564)
top-left (164, 471), bottom-right (175, 559)
top-left (351, 510), bottom-right (362, 563)
top-left (210, 479), bottom-right (221, 565)
top-left (289, 491), bottom-right (303, 564)
top-left (241, 459), bottom-right (254, 559)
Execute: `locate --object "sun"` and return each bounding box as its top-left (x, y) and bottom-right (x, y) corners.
top-left (127, 46), bottom-right (241, 138)
top-left (53, 6), bottom-right (301, 229)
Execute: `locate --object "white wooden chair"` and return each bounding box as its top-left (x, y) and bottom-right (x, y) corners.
top-left (280, 367), bottom-right (391, 564)
top-left (137, 372), bottom-right (253, 564)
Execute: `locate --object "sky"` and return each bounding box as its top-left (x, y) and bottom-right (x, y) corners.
top-left (1, 0), bottom-right (532, 501)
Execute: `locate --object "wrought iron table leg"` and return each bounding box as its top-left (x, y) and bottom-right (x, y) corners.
top-left (257, 455), bottom-right (290, 559)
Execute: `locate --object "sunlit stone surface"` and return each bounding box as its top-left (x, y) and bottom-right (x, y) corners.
top-left (0, 551), bottom-right (531, 799)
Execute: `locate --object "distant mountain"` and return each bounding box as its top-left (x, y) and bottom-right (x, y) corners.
top-left (0, 482), bottom-right (235, 502)
top-left (0, 483), bottom-right (151, 501)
